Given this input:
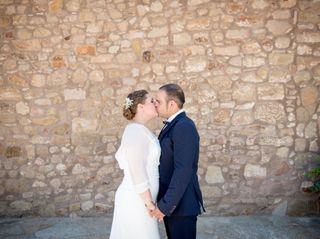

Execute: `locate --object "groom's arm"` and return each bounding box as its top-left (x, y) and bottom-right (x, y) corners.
top-left (157, 120), bottom-right (199, 216)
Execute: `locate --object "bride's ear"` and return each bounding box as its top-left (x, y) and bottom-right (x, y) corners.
top-left (137, 103), bottom-right (144, 111)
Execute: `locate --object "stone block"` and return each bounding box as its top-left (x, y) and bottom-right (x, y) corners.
top-left (244, 164), bottom-right (266, 179)
top-left (185, 57), bottom-right (206, 72)
top-left (32, 181), bottom-right (48, 188)
top-left (0, 16), bottom-right (11, 28)
top-left (51, 56), bottom-right (65, 68)
top-left (252, 0), bottom-right (269, 10)
top-left (16, 101), bottom-right (30, 115)
top-left (69, 203), bottom-right (81, 212)
top-left (294, 71), bottom-right (311, 84)
top-left (186, 17), bottom-right (210, 31)
top-left (89, 70), bottom-right (104, 82)
top-left (232, 83), bottom-right (256, 102)
top-left (5, 146), bottom-right (22, 158)
top-left (269, 53), bottom-right (294, 65)
top-left (202, 185), bottom-right (222, 198)
top-left (13, 39), bottom-right (41, 51)
top-left (275, 37), bottom-right (291, 48)
top-left (205, 166), bottom-right (224, 184)
top-left (243, 56), bottom-right (265, 67)
top-left (72, 69), bottom-right (87, 85)
top-left (65, 0), bottom-right (80, 12)
top-left (0, 88), bottom-right (22, 101)
top-left (173, 33), bottom-right (192, 45)
top-left (225, 2), bottom-right (245, 14)
top-left (188, 0), bottom-right (210, 6)
top-left (301, 86), bottom-right (318, 106)
top-left (269, 68), bottom-right (291, 82)
top-left (274, 162), bottom-right (290, 176)
top-left (266, 20), bottom-right (292, 35)
top-left (75, 45), bottom-right (96, 56)
top-left (305, 122), bottom-right (317, 138)
top-left (49, 0), bottom-right (63, 12)
top-left (81, 201), bottom-right (94, 211)
top-left (276, 147), bottom-right (290, 158)
top-left (5, 179), bottom-right (30, 193)
top-left (212, 108), bottom-right (231, 125)
top-left (148, 26), bottom-right (168, 38)
top-left (72, 163), bottom-right (89, 175)
top-left (79, 10), bottom-right (96, 22)
top-left (297, 45), bottom-right (312, 55)
top-left (48, 70), bottom-right (68, 86)
top-left (297, 32), bottom-right (320, 43)
top-left (8, 75), bottom-right (28, 87)
top-left (242, 42), bottom-right (261, 54)
top-left (310, 140), bottom-right (319, 152)
top-left (17, 28), bottom-right (32, 40)
top-left (116, 52), bottom-right (137, 64)
top-left (31, 74), bottom-right (46, 87)
top-left (279, 0), bottom-right (296, 8)
top-left (40, 204), bottom-right (56, 217)
top-left (272, 201), bottom-right (288, 216)
top-left (32, 116), bottom-right (58, 126)
top-left (209, 76), bottom-right (232, 91)
top-left (210, 31), bottom-right (224, 42)
top-left (236, 15), bottom-right (264, 27)
top-left (257, 84), bottom-right (285, 100)
top-left (72, 118), bottom-right (98, 133)
top-left (226, 29), bottom-right (250, 39)
top-left (254, 102), bottom-right (285, 124)
top-left (232, 111), bottom-right (254, 125)
top-left (214, 46), bottom-right (239, 56)
top-left (20, 165), bottom-right (36, 178)
top-left (64, 88), bottom-right (86, 101)
top-left (295, 138), bottom-right (306, 152)
top-left (10, 200), bottom-right (32, 211)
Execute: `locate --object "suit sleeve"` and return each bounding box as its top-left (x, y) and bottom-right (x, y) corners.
top-left (157, 121), bottom-right (199, 216)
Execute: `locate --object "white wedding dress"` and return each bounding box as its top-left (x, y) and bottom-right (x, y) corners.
top-left (110, 123), bottom-right (161, 239)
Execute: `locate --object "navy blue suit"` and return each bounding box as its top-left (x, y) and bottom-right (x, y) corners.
top-left (157, 112), bottom-right (204, 239)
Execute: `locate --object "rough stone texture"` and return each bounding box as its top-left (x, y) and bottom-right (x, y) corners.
top-left (244, 164), bottom-right (267, 179)
top-left (205, 166), bottom-right (225, 184)
top-left (0, 0), bottom-right (319, 218)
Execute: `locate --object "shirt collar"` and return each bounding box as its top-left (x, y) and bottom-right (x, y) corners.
top-left (167, 109), bottom-right (185, 123)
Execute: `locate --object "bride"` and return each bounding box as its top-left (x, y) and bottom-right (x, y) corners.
top-left (109, 90), bottom-right (161, 239)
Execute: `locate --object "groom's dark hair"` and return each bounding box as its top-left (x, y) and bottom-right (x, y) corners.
top-left (159, 83), bottom-right (185, 109)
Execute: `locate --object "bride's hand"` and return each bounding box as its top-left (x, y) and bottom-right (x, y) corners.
top-left (145, 201), bottom-right (156, 216)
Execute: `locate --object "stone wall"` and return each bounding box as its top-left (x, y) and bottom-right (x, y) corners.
top-left (0, 0), bottom-right (319, 217)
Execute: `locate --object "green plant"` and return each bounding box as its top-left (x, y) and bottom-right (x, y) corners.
top-left (304, 155), bottom-right (320, 193)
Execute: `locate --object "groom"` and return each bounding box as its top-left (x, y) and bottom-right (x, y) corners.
top-left (152, 83), bottom-right (204, 239)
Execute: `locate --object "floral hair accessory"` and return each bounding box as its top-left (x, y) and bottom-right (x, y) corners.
top-left (124, 97), bottom-right (134, 109)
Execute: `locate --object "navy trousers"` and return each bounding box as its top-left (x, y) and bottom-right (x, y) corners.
top-left (163, 216), bottom-right (197, 239)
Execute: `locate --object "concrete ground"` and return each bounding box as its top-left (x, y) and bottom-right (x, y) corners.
top-left (0, 215), bottom-right (320, 239)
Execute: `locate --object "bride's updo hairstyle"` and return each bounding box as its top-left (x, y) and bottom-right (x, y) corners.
top-left (123, 90), bottom-right (148, 120)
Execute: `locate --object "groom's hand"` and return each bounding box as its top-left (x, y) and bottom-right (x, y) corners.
top-left (151, 207), bottom-right (165, 221)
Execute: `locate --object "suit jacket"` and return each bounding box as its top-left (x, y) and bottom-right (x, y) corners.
top-left (157, 112), bottom-right (204, 216)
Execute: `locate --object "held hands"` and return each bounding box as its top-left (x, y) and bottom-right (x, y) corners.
top-left (151, 206), bottom-right (165, 221)
top-left (145, 201), bottom-right (165, 221)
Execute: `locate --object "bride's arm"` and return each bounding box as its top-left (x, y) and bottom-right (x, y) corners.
top-left (122, 126), bottom-right (155, 210)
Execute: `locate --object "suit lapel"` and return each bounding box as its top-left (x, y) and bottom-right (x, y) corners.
top-left (158, 112), bottom-right (186, 141)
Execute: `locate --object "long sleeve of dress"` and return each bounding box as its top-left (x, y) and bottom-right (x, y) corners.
top-left (121, 125), bottom-right (150, 193)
